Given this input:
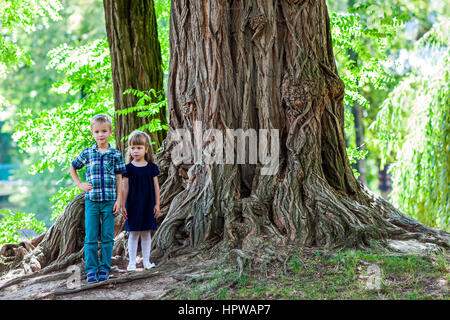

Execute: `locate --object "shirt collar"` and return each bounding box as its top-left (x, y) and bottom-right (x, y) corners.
top-left (92, 142), bottom-right (113, 154)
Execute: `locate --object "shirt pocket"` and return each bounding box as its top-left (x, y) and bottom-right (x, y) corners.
top-left (104, 158), bottom-right (115, 177)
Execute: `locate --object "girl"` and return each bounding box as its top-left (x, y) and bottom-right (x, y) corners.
top-left (122, 130), bottom-right (161, 271)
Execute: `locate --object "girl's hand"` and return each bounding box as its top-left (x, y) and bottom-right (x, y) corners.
top-left (122, 207), bottom-right (128, 220)
top-left (77, 182), bottom-right (92, 192)
top-left (154, 204), bottom-right (160, 218)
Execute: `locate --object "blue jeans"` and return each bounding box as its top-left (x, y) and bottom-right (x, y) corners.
top-left (84, 199), bottom-right (116, 274)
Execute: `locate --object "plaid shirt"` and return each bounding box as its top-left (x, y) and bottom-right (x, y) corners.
top-left (71, 143), bottom-right (127, 202)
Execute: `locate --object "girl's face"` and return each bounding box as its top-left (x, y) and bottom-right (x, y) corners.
top-left (130, 144), bottom-right (148, 162)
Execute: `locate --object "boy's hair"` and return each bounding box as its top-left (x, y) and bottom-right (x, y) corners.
top-left (126, 130), bottom-right (155, 163)
top-left (90, 114), bottom-right (113, 130)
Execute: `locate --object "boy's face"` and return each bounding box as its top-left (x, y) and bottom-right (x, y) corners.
top-left (91, 122), bottom-right (113, 145)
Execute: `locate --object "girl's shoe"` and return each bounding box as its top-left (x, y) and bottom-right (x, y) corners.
top-left (127, 264), bottom-right (136, 271)
top-left (143, 262), bottom-right (156, 270)
top-left (86, 272), bottom-right (98, 284)
top-left (98, 269), bottom-right (109, 282)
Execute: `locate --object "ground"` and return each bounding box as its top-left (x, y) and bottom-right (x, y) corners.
top-left (0, 240), bottom-right (448, 300)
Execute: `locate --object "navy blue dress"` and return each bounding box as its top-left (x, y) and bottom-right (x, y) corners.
top-left (123, 162), bottom-right (160, 231)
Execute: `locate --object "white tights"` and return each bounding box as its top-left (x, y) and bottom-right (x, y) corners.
top-left (127, 231), bottom-right (154, 269)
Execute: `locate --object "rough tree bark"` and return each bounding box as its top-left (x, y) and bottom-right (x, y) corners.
top-left (103, 0), bottom-right (167, 154)
top-left (151, 0), bottom-right (449, 259)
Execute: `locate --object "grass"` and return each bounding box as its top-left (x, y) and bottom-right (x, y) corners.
top-left (170, 247), bottom-right (449, 300)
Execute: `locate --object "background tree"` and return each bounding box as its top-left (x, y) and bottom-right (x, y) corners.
top-left (371, 20), bottom-right (449, 231)
top-left (103, 0), bottom-right (167, 154)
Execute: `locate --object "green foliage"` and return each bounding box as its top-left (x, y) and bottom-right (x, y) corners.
top-left (331, 0), bottom-right (409, 108)
top-left (118, 88), bottom-right (168, 146)
top-left (371, 20), bottom-right (449, 230)
top-left (8, 160), bottom-right (72, 226)
top-left (0, 209), bottom-right (46, 245)
top-left (329, 0), bottom-right (410, 178)
top-left (13, 39), bottom-right (114, 219)
top-left (0, 0), bottom-right (106, 112)
top-left (49, 186), bottom-right (80, 221)
top-left (154, 0), bottom-right (170, 75)
top-left (347, 146), bottom-right (369, 178)
top-left (1, 1), bottom-right (108, 225)
top-left (0, 0), bottom-right (63, 76)
top-left (14, 39), bottom-right (113, 173)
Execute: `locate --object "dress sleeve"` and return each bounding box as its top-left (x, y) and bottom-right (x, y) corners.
top-left (152, 163), bottom-right (160, 177)
top-left (123, 164), bottom-right (129, 178)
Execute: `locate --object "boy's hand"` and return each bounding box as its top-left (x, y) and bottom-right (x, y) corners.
top-left (77, 182), bottom-right (92, 192)
top-left (113, 200), bottom-right (120, 216)
top-left (154, 204), bottom-right (160, 218)
top-left (121, 207), bottom-right (128, 220)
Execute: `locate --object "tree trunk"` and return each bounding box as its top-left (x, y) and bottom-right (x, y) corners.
top-left (378, 159), bottom-right (392, 199)
top-left (351, 101), bottom-right (367, 185)
top-left (103, 0), bottom-right (167, 154)
top-left (151, 0), bottom-right (449, 259)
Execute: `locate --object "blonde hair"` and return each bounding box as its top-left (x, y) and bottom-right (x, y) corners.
top-left (90, 114), bottom-right (113, 130)
top-left (126, 130), bottom-right (155, 163)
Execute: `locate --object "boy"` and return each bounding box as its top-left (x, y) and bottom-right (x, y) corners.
top-left (69, 114), bottom-right (126, 283)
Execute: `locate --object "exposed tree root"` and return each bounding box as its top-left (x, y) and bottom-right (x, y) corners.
top-left (0, 249), bottom-right (83, 291)
top-left (38, 270), bottom-right (164, 299)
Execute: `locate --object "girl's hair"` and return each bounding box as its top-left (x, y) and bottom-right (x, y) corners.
top-left (126, 130), bottom-right (155, 163)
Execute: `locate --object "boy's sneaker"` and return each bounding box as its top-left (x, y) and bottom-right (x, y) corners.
top-left (143, 262), bottom-right (156, 270)
top-left (86, 272), bottom-right (98, 284)
top-left (98, 269), bottom-right (109, 282)
top-left (127, 263), bottom-right (136, 271)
